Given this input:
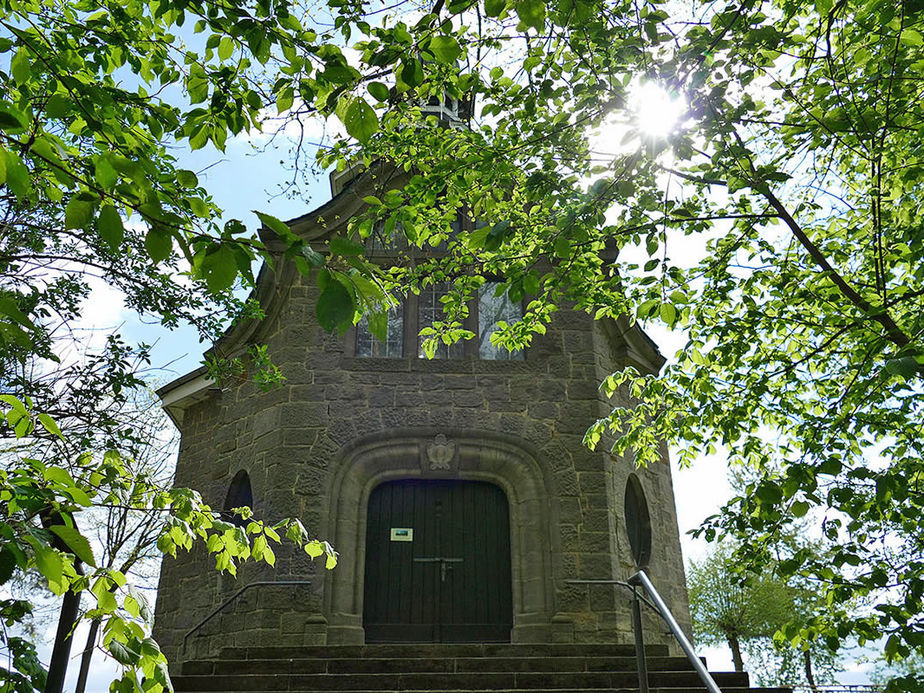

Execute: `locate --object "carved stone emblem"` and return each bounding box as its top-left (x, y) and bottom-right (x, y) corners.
top-left (426, 434), bottom-right (456, 470)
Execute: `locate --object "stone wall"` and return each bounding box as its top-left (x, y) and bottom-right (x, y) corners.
top-left (153, 269), bottom-right (691, 664)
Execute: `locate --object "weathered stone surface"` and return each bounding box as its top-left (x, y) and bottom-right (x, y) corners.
top-left (153, 237), bottom-right (692, 669)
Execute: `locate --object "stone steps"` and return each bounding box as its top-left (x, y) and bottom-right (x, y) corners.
top-left (173, 672), bottom-right (753, 690)
top-left (173, 643), bottom-right (788, 693)
top-left (214, 644), bottom-right (666, 659)
top-left (182, 656), bottom-right (700, 675)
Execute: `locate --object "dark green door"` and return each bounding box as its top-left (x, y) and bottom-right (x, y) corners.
top-left (363, 479), bottom-right (513, 642)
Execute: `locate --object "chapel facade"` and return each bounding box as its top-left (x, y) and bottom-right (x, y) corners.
top-left (152, 164), bottom-right (692, 666)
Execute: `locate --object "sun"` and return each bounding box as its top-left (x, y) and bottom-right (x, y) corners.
top-left (588, 81), bottom-right (688, 159)
top-left (632, 81), bottom-right (686, 138)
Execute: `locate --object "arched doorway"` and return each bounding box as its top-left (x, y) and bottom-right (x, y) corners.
top-left (323, 430), bottom-right (558, 645)
top-left (363, 479), bottom-right (512, 642)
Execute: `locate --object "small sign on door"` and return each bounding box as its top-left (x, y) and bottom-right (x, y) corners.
top-left (390, 528), bottom-right (413, 542)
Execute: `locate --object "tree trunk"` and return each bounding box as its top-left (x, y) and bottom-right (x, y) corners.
top-left (74, 618), bottom-right (101, 693)
top-left (727, 634), bottom-right (744, 672)
top-left (45, 587), bottom-right (81, 693)
top-left (803, 649), bottom-right (818, 693)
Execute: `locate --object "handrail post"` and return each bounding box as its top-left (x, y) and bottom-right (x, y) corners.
top-left (630, 584), bottom-right (650, 693)
top-left (563, 574), bottom-right (722, 693)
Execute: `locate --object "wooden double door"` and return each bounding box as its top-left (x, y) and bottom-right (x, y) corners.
top-left (363, 479), bottom-right (513, 642)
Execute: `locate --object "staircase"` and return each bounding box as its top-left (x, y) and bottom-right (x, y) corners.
top-left (172, 642), bottom-right (789, 693)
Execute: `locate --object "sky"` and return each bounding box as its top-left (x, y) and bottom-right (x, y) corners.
top-left (51, 90), bottom-right (883, 689)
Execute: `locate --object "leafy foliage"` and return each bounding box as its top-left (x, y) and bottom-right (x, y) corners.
top-left (0, 0), bottom-right (350, 685)
top-left (0, 397), bottom-right (338, 691)
top-left (871, 651), bottom-right (924, 693)
top-left (688, 543), bottom-right (841, 686)
top-left (0, 0), bottom-right (922, 684)
top-left (237, 0), bottom-right (923, 674)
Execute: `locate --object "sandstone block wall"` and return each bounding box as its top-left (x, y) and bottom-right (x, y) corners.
top-left (153, 270), bottom-right (690, 665)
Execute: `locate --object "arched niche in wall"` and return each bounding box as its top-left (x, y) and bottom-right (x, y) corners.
top-left (223, 470), bottom-right (254, 527)
top-left (624, 473), bottom-right (652, 569)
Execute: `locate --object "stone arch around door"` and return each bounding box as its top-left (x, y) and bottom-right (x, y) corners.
top-left (323, 429), bottom-right (560, 644)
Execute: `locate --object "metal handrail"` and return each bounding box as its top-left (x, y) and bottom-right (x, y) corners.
top-left (565, 570), bottom-right (721, 693)
top-left (182, 580), bottom-right (311, 655)
top-left (629, 569), bottom-right (722, 693)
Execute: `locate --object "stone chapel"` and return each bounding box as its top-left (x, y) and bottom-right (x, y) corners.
top-left (151, 102), bottom-right (692, 669)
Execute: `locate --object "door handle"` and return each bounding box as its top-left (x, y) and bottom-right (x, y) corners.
top-left (413, 557), bottom-right (464, 563)
top-left (413, 557), bottom-right (463, 583)
top-left (439, 558), bottom-right (462, 583)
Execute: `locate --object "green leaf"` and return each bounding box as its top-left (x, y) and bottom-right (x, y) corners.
top-left (153, 658), bottom-right (172, 689)
top-left (123, 595), bottom-right (139, 618)
top-left (300, 245), bottom-right (326, 267)
top-left (11, 49), bottom-right (30, 85)
top-left (428, 35), bottom-right (462, 63)
top-left (367, 310), bottom-right (387, 342)
top-left (49, 526), bottom-right (97, 567)
top-left (0, 547), bottom-right (16, 585)
top-left (0, 298), bottom-right (36, 331)
top-left (65, 197), bottom-right (97, 230)
top-left (399, 58), bottom-right (424, 88)
top-left (33, 546), bottom-right (64, 593)
top-left (201, 245), bottom-right (238, 292)
top-left (659, 303), bottom-right (677, 325)
top-left (36, 413), bottom-right (63, 440)
top-left (189, 196), bottom-right (210, 218)
top-left (67, 487), bottom-right (92, 507)
top-left (177, 169), bottom-right (199, 188)
top-left (276, 85), bottom-right (294, 114)
top-left (145, 226), bottom-right (173, 263)
top-left (515, 0), bottom-right (545, 30)
top-left (97, 205), bottom-right (124, 250)
top-left (901, 29), bottom-right (923, 46)
top-left (94, 156), bottom-right (118, 189)
top-left (553, 236), bottom-right (570, 258)
top-left (316, 277), bottom-right (354, 332)
top-left (187, 64), bottom-right (209, 104)
top-left (485, 0), bottom-right (507, 16)
top-left (0, 393), bottom-right (27, 413)
top-left (340, 97), bottom-right (379, 144)
top-left (330, 236), bottom-right (365, 256)
top-left (0, 106), bottom-right (26, 131)
top-left (885, 356), bottom-right (920, 379)
top-left (4, 150), bottom-right (30, 198)
top-left (218, 36), bottom-right (235, 61)
top-left (367, 82), bottom-right (390, 102)
top-left (107, 637), bottom-right (140, 665)
top-left (254, 210), bottom-right (293, 240)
